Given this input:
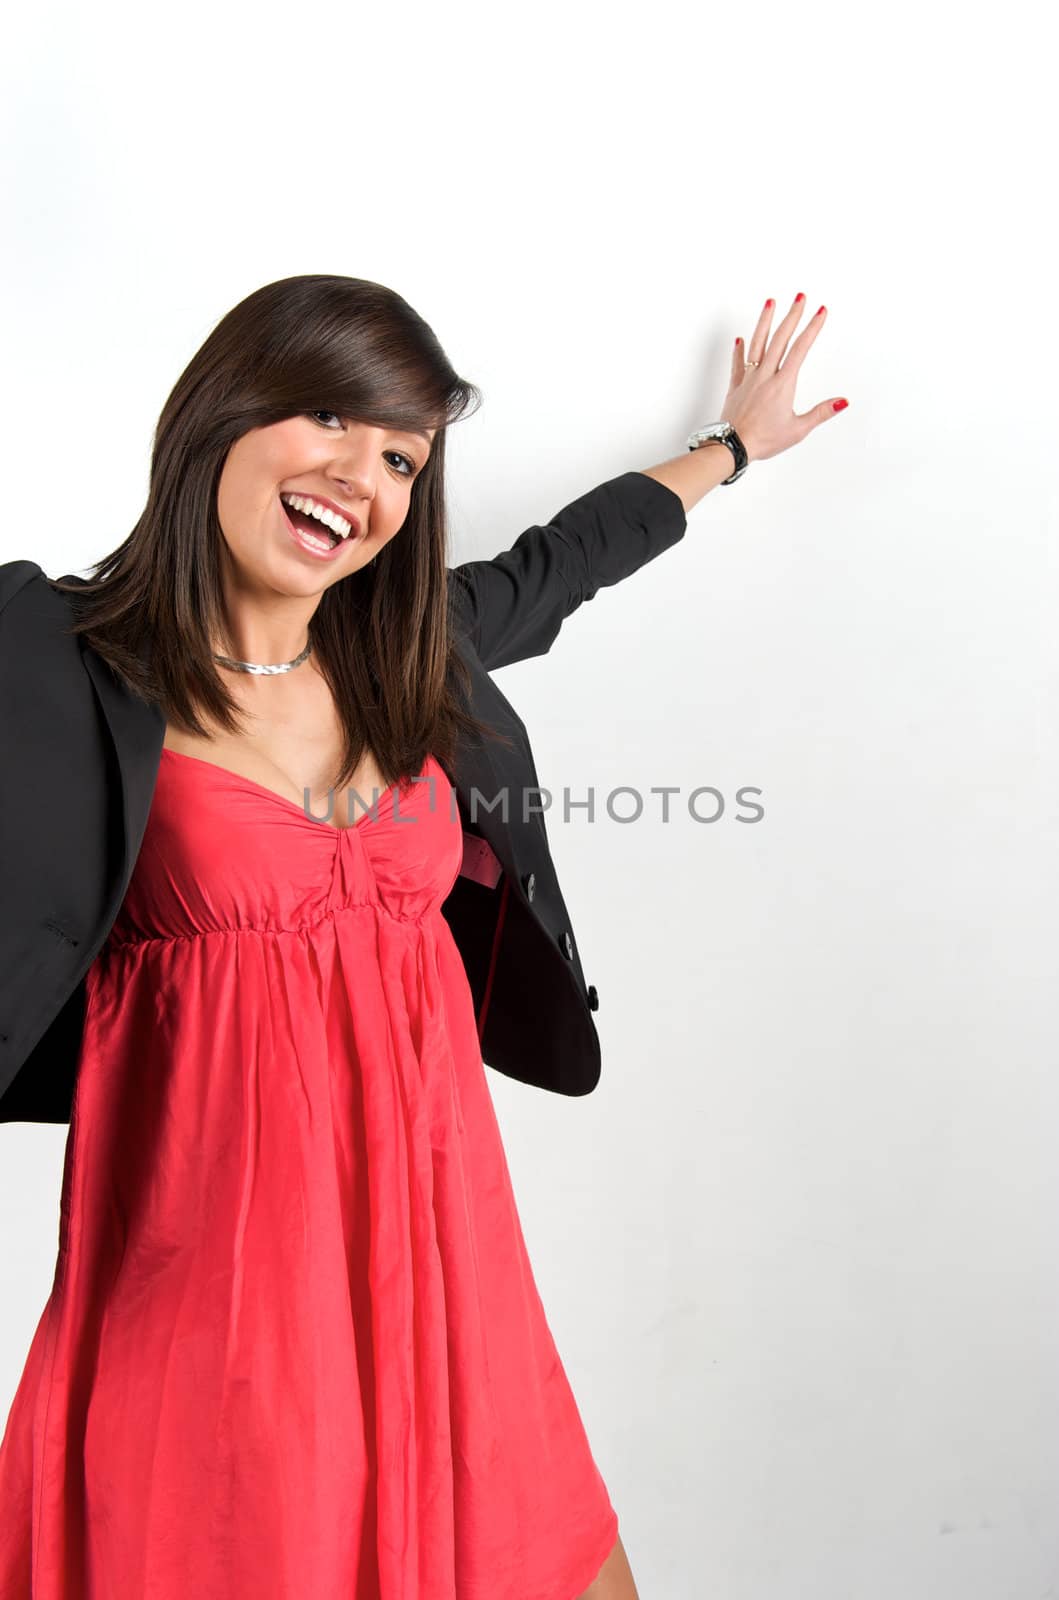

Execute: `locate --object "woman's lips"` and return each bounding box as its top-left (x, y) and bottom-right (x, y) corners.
top-left (278, 497), bottom-right (363, 562)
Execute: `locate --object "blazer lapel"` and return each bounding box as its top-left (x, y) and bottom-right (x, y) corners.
top-left (62, 574), bottom-right (165, 920)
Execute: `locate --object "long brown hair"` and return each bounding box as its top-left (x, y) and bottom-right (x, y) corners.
top-left (49, 274), bottom-right (511, 793)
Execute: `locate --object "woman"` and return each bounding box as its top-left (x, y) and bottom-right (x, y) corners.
top-left (0, 276), bottom-right (845, 1598)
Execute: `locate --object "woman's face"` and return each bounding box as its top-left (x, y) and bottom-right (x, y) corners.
top-left (215, 412), bottom-right (436, 593)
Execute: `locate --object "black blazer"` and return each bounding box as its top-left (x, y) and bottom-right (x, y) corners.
top-left (0, 470), bottom-right (686, 1123)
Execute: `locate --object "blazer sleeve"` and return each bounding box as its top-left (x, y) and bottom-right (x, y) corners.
top-left (447, 470), bottom-right (687, 673)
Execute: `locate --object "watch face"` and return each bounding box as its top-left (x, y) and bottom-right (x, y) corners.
top-left (688, 422), bottom-right (738, 454)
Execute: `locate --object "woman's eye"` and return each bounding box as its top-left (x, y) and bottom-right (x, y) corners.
top-left (309, 409), bottom-right (342, 428)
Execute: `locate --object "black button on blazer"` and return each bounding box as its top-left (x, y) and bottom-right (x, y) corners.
top-left (0, 470), bottom-right (686, 1123)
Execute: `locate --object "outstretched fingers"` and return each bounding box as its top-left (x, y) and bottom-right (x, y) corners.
top-left (730, 290), bottom-right (848, 458)
top-left (780, 302), bottom-right (828, 379)
top-left (761, 293), bottom-right (813, 375)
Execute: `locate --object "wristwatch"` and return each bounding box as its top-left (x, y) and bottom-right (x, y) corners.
top-left (686, 421), bottom-right (749, 484)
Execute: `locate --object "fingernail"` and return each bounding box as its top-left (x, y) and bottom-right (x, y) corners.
top-left (816, 305), bottom-right (826, 316)
top-left (794, 292), bottom-right (804, 302)
top-left (735, 336), bottom-right (742, 346)
top-left (832, 399), bottom-right (848, 412)
top-left (765, 298), bottom-right (774, 309)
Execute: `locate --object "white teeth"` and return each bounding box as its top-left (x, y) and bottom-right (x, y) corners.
top-left (280, 492), bottom-right (354, 540)
top-left (296, 526), bottom-right (334, 553)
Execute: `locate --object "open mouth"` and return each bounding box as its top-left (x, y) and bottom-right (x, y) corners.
top-left (281, 498), bottom-right (346, 550)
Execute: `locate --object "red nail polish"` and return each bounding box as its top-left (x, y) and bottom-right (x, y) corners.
top-left (794, 293), bottom-right (804, 302)
top-left (832, 398), bottom-right (848, 412)
top-left (816, 305), bottom-right (826, 316)
top-left (765, 298), bottom-right (774, 309)
top-left (735, 336), bottom-right (742, 345)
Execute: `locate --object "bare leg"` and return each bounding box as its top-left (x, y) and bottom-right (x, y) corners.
top-left (577, 1530), bottom-right (640, 1599)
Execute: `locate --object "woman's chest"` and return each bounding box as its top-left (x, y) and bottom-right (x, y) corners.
top-left (162, 730), bottom-right (390, 825)
top-left (161, 669), bottom-right (393, 833)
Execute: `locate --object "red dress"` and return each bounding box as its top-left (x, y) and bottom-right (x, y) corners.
top-left (0, 747), bottom-right (618, 1599)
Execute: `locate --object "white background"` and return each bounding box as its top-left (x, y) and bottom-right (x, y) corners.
top-left (1, 0), bottom-right (1057, 1594)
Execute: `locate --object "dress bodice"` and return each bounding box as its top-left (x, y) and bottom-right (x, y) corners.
top-left (108, 749), bottom-right (464, 946)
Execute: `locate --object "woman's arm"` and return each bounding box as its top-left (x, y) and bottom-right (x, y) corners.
top-left (448, 471), bottom-right (687, 673)
top-left (637, 441), bottom-right (736, 516)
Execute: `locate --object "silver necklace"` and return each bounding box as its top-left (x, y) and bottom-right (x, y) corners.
top-left (211, 641), bottom-right (312, 676)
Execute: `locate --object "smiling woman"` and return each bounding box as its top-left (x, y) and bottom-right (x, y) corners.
top-left (0, 267), bottom-right (848, 1599)
top-left (0, 274), bottom-right (640, 1600)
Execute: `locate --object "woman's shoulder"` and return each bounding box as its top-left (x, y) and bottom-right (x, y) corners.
top-left (0, 562), bottom-right (95, 633)
top-left (0, 561), bottom-right (94, 603)
top-left (0, 558), bottom-right (46, 614)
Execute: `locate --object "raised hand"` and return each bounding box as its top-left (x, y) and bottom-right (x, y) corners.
top-left (721, 293), bottom-right (848, 464)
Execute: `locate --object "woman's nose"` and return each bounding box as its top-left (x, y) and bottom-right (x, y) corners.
top-left (331, 463), bottom-right (374, 501)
